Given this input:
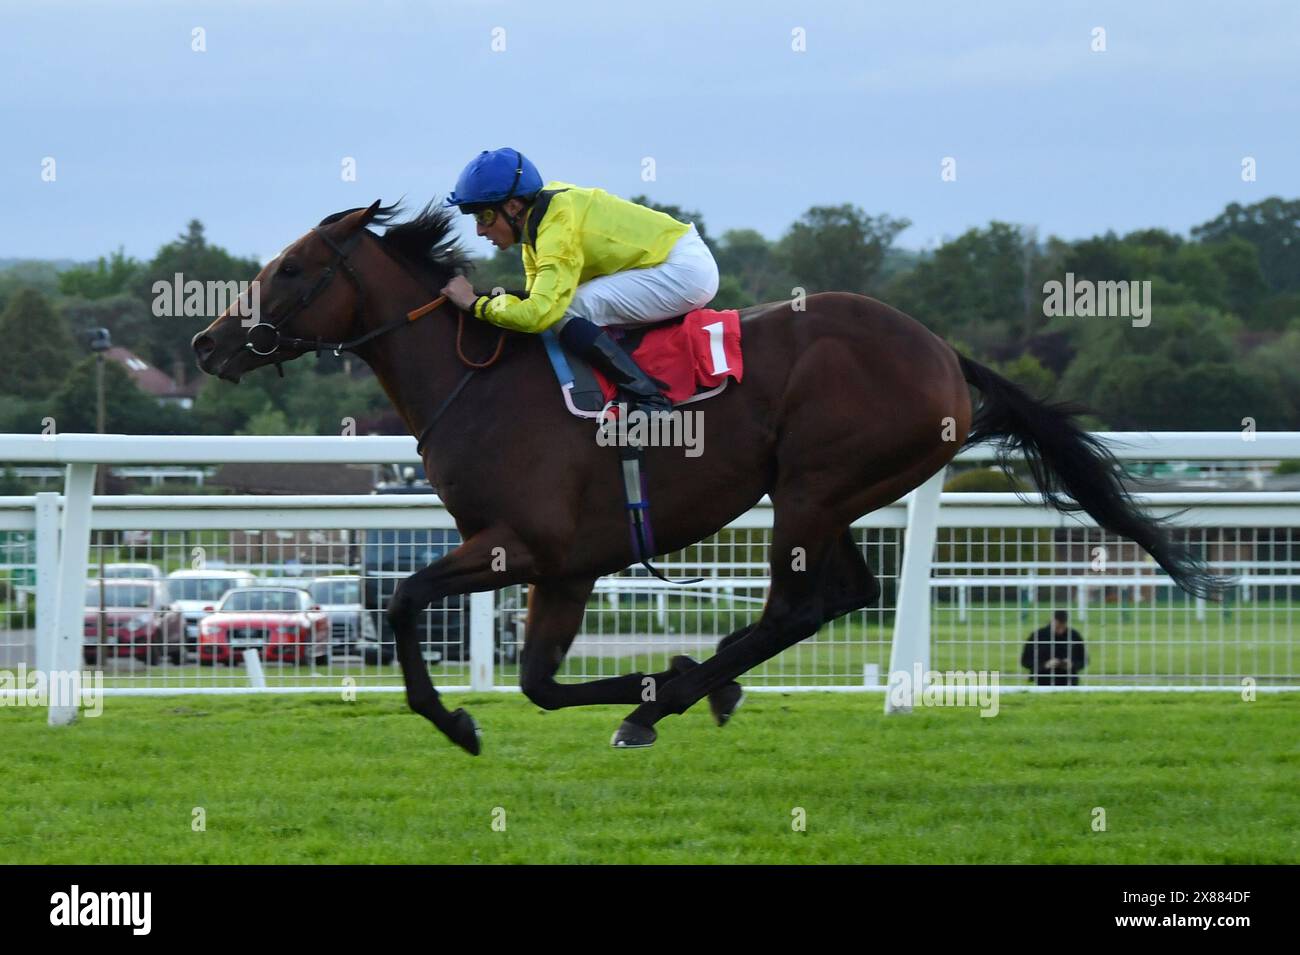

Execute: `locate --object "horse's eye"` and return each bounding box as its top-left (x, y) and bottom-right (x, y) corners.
top-left (279, 262), bottom-right (300, 277)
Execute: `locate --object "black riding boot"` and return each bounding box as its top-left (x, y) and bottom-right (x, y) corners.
top-left (560, 318), bottom-right (672, 415)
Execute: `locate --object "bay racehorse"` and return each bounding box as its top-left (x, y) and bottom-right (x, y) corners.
top-left (192, 201), bottom-right (1218, 754)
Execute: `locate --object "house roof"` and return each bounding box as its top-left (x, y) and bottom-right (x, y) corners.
top-left (104, 346), bottom-right (198, 398)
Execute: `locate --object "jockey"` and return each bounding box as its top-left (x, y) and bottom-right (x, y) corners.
top-left (439, 148), bottom-right (719, 415)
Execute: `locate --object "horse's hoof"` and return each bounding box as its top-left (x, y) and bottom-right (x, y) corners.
top-left (447, 708), bottom-right (481, 756)
top-left (709, 682), bottom-right (745, 727)
top-left (611, 720), bottom-right (657, 749)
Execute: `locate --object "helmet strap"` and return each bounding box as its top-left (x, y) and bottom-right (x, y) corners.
top-left (501, 202), bottom-right (525, 244)
top-left (499, 150), bottom-right (527, 242)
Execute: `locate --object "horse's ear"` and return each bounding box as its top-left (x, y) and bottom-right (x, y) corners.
top-left (335, 200), bottom-right (383, 235)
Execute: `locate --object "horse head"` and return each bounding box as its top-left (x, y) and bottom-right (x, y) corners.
top-left (192, 201), bottom-right (391, 382)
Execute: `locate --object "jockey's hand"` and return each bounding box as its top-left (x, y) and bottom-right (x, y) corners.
top-left (441, 276), bottom-right (478, 312)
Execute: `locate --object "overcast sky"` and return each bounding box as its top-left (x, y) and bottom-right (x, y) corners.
top-left (2, 0), bottom-right (1296, 264)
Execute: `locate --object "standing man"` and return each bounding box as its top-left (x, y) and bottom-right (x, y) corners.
top-left (1021, 610), bottom-right (1087, 686)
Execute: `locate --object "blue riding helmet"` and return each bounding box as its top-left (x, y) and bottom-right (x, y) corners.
top-left (444, 148), bottom-right (543, 210)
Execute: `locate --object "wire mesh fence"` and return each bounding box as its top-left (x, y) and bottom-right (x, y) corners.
top-left (930, 525), bottom-right (1298, 688)
top-left (503, 525), bottom-right (900, 690)
top-left (2, 511), bottom-right (1295, 693)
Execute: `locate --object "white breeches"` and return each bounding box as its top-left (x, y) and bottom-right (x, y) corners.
top-left (560, 223), bottom-right (720, 328)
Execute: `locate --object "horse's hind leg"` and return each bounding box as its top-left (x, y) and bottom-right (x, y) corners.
top-left (613, 326), bottom-right (963, 745)
top-left (706, 529), bottom-right (879, 726)
top-left (715, 529), bottom-right (879, 643)
top-left (820, 528), bottom-right (882, 617)
top-left (518, 578), bottom-right (698, 711)
top-left (610, 505), bottom-right (841, 746)
top-left (615, 461), bottom-right (941, 745)
top-left (711, 530), bottom-right (876, 650)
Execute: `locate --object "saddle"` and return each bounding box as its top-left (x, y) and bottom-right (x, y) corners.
top-left (542, 307), bottom-right (744, 418)
top-left (539, 305), bottom-right (743, 583)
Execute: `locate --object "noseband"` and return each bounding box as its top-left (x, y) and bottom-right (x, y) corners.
top-left (242, 227), bottom-right (371, 360)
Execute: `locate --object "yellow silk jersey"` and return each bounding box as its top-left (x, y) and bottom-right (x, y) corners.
top-left (471, 180), bottom-right (691, 333)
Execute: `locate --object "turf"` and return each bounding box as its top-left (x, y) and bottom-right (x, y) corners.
top-left (0, 692), bottom-right (1295, 864)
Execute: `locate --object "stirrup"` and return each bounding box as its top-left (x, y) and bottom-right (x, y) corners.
top-left (624, 391), bottom-right (672, 416)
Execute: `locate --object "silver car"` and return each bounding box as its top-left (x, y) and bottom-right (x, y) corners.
top-left (307, 576), bottom-right (382, 659)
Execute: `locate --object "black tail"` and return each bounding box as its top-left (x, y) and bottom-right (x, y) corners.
top-left (957, 352), bottom-right (1222, 599)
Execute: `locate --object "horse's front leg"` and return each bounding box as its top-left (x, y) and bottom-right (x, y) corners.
top-left (518, 578), bottom-right (696, 713)
top-left (387, 525), bottom-right (534, 755)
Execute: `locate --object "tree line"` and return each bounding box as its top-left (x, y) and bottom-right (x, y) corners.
top-left (1, 196), bottom-right (1297, 438)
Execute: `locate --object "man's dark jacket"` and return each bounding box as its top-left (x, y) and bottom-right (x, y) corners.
top-left (1021, 625), bottom-right (1087, 686)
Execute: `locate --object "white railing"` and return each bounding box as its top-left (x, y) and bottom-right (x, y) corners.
top-left (2, 432), bottom-right (1299, 722)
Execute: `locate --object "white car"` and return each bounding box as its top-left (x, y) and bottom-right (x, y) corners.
top-left (100, 563), bottom-right (163, 581)
top-left (166, 569), bottom-right (257, 650)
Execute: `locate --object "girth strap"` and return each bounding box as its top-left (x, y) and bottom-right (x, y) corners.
top-left (612, 422), bottom-right (703, 585)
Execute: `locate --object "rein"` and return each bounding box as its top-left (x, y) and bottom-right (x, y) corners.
top-left (234, 225), bottom-right (507, 449)
top-left (244, 228), bottom-right (505, 364)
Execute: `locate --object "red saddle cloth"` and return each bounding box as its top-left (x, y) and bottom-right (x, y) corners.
top-left (593, 308), bottom-right (743, 406)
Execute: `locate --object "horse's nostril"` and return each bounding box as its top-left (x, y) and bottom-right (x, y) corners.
top-left (192, 334), bottom-right (215, 365)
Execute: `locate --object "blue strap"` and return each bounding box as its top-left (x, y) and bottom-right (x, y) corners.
top-left (541, 329), bottom-right (575, 386)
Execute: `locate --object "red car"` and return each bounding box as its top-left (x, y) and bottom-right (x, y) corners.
top-left (198, 587), bottom-right (331, 665)
top-left (83, 581), bottom-right (184, 664)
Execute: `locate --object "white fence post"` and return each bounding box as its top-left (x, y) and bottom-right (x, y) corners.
top-left (469, 591), bottom-right (494, 691)
top-left (886, 470), bottom-right (944, 714)
top-left (243, 649), bottom-right (267, 687)
top-left (34, 492), bottom-right (59, 676)
top-left (50, 464), bottom-right (95, 726)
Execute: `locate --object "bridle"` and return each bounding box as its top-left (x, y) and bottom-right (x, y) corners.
top-left (220, 223), bottom-right (507, 451)
top-left (240, 226), bottom-right (418, 363)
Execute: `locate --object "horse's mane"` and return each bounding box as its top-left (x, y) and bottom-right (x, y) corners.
top-left (318, 202), bottom-right (472, 283)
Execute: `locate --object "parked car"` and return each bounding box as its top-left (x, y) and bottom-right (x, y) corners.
top-left (361, 474), bottom-right (523, 666)
top-left (100, 562), bottom-right (163, 581)
top-left (362, 526), bottom-right (467, 663)
top-left (307, 575), bottom-right (384, 661)
top-left (360, 527), bottom-right (523, 666)
top-left (83, 580), bottom-right (184, 664)
top-left (197, 586), bottom-right (330, 665)
top-left (166, 569), bottom-right (257, 651)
